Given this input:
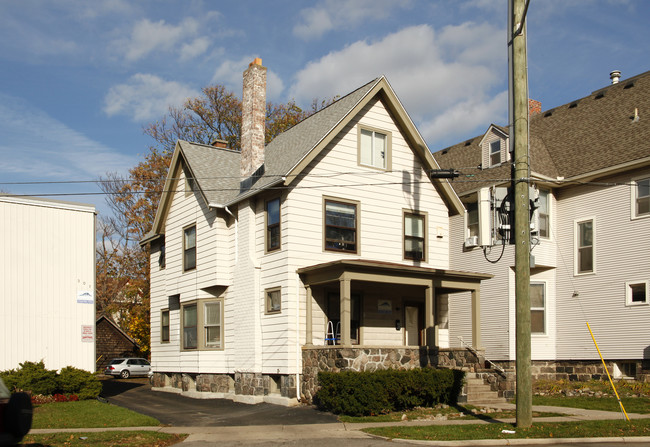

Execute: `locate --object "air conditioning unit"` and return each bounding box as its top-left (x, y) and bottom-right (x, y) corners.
top-left (465, 236), bottom-right (479, 248)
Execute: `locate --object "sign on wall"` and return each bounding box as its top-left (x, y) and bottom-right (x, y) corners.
top-left (378, 299), bottom-right (392, 314)
top-left (81, 325), bottom-right (94, 343)
top-left (77, 290), bottom-right (94, 304)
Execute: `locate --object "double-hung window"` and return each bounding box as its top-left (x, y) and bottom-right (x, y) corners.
top-left (359, 127), bottom-right (390, 170)
top-left (466, 201), bottom-right (479, 238)
top-left (576, 219), bottom-right (594, 274)
top-left (203, 301), bottom-right (222, 348)
top-left (266, 197), bottom-right (281, 252)
top-left (324, 199), bottom-right (358, 253)
top-left (489, 140), bottom-right (501, 166)
top-left (182, 300), bottom-right (223, 350)
top-left (404, 212), bottom-right (426, 261)
top-left (183, 225), bottom-right (196, 271)
top-left (634, 178), bottom-right (650, 218)
top-left (161, 309), bottom-right (170, 343)
top-left (182, 304), bottom-right (197, 349)
top-left (530, 283), bottom-right (546, 334)
top-left (538, 189), bottom-right (550, 238)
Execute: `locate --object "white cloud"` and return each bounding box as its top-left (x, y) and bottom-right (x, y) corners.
top-left (294, 0), bottom-right (413, 40)
top-left (104, 74), bottom-right (200, 121)
top-left (0, 92), bottom-right (136, 180)
top-left (121, 18), bottom-right (195, 61)
top-left (289, 23), bottom-right (506, 146)
top-left (212, 57), bottom-right (285, 101)
top-left (180, 37), bottom-right (210, 61)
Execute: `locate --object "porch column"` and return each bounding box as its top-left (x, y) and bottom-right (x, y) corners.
top-left (339, 277), bottom-right (351, 346)
top-left (424, 283), bottom-right (436, 348)
top-left (305, 285), bottom-right (313, 346)
top-left (471, 287), bottom-right (482, 349)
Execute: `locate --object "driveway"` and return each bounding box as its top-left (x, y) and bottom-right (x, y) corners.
top-left (99, 377), bottom-right (339, 427)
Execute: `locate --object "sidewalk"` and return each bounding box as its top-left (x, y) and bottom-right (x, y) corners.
top-left (28, 404), bottom-right (650, 445)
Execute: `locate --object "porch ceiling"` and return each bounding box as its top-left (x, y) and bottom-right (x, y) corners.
top-left (297, 259), bottom-right (492, 291)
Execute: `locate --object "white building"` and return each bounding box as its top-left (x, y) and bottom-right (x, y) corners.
top-left (0, 195), bottom-right (96, 372)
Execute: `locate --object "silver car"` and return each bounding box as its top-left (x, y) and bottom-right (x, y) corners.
top-left (104, 358), bottom-right (151, 379)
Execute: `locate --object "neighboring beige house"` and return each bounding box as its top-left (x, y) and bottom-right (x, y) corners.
top-left (142, 59), bottom-right (493, 405)
top-left (0, 195), bottom-right (96, 372)
top-left (434, 69), bottom-right (650, 385)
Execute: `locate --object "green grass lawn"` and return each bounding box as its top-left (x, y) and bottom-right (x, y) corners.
top-left (339, 404), bottom-right (562, 423)
top-left (33, 400), bottom-right (160, 429)
top-left (23, 431), bottom-right (186, 446)
top-left (365, 419), bottom-right (650, 441)
top-left (532, 395), bottom-right (650, 414)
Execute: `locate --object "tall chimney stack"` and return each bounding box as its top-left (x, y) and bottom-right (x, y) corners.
top-left (241, 58), bottom-right (267, 178)
top-left (528, 99), bottom-right (542, 117)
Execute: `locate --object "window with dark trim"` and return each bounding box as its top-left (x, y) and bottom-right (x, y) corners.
top-left (324, 199), bottom-right (358, 253)
top-left (183, 225), bottom-right (196, 271)
top-left (404, 212), bottom-right (425, 261)
top-left (266, 197), bottom-right (281, 251)
top-left (182, 300), bottom-right (223, 350)
top-left (182, 304), bottom-right (197, 349)
top-left (266, 287), bottom-right (281, 314)
top-left (161, 309), bottom-right (170, 342)
top-left (359, 126), bottom-right (390, 170)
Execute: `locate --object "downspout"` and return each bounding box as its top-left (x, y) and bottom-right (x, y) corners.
top-left (295, 273), bottom-right (301, 402)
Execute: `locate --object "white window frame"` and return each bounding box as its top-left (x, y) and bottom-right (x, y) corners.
top-left (530, 282), bottom-right (546, 335)
top-left (625, 280), bottom-right (649, 306)
top-left (489, 140), bottom-right (501, 166)
top-left (537, 189), bottom-right (550, 239)
top-left (631, 176), bottom-right (650, 220)
top-left (265, 287), bottom-right (282, 314)
top-left (203, 300), bottom-right (223, 349)
top-left (358, 125), bottom-right (391, 171)
top-left (465, 199), bottom-right (479, 239)
top-left (574, 218), bottom-right (595, 275)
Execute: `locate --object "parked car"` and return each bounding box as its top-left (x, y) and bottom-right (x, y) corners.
top-left (104, 358), bottom-right (151, 379)
top-left (0, 377), bottom-right (32, 445)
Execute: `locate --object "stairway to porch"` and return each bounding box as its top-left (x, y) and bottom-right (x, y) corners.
top-left (463, 372), bottom-right (507, 405)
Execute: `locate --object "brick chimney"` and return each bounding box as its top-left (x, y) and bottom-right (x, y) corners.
top-left (528, 99), bottom-right (542, 117)
top-left (240, 58), bottom-right (266, 178)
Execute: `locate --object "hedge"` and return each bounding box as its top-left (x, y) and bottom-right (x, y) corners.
top-left (0, 361), bottom-right (102, 400)
top-left (314, 368), bottom-right (464, 416)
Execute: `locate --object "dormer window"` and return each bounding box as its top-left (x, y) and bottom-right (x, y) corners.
top-left (490, 140), bottom-right (501, 166)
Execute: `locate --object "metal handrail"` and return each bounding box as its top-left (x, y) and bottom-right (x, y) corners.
top-left (457, 336), bottom-right (506, 375)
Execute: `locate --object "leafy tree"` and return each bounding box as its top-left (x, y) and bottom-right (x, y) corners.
top-left (97, 83), bottom-right (335, 356)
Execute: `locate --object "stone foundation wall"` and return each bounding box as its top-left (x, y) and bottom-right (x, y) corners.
top-left (493, 359), bottom-right (648, 382)
top-left (301, 346), bottom-right (485, 403)
top-left (150, 371), bottom-right (297, 398)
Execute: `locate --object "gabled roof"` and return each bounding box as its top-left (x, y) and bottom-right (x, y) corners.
top-left (96, 315), bottom-right (139, 347)
top-left (143, 76), bottom-right (463, 244)
top-left (434, 69), bottom-right (650, 196)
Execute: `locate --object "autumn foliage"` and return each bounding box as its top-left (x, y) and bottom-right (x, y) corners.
top-left (96, 83), bottom-right (334, 356)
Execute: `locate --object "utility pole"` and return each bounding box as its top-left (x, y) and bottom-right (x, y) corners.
top-left (509, 0), bottom-right (532, 428)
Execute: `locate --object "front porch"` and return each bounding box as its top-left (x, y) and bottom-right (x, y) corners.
top-left (298, 259), bottom-right (491, 350)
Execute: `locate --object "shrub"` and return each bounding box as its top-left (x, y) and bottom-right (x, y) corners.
top-left (11, 361), bottom-right (58, 395)
top-left (315, 368), bottom-right (464, 416)
top-left (57, 367), bottom-right (102, 400)
top-left (1, 362), bottom-right (102, 400)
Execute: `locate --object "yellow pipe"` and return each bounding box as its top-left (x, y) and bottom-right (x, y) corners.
top-left (586, 322), bottom-right (629, 421)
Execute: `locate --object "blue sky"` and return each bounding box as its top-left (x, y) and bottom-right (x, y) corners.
top-left (1, 0), bottom-right (648, 218)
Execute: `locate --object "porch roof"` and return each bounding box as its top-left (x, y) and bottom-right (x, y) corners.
top-left (297, 259), bottom-right (492, 291)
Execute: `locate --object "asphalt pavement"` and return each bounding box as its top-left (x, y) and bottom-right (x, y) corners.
top-left (28, 377), bottom-right (650, 446)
